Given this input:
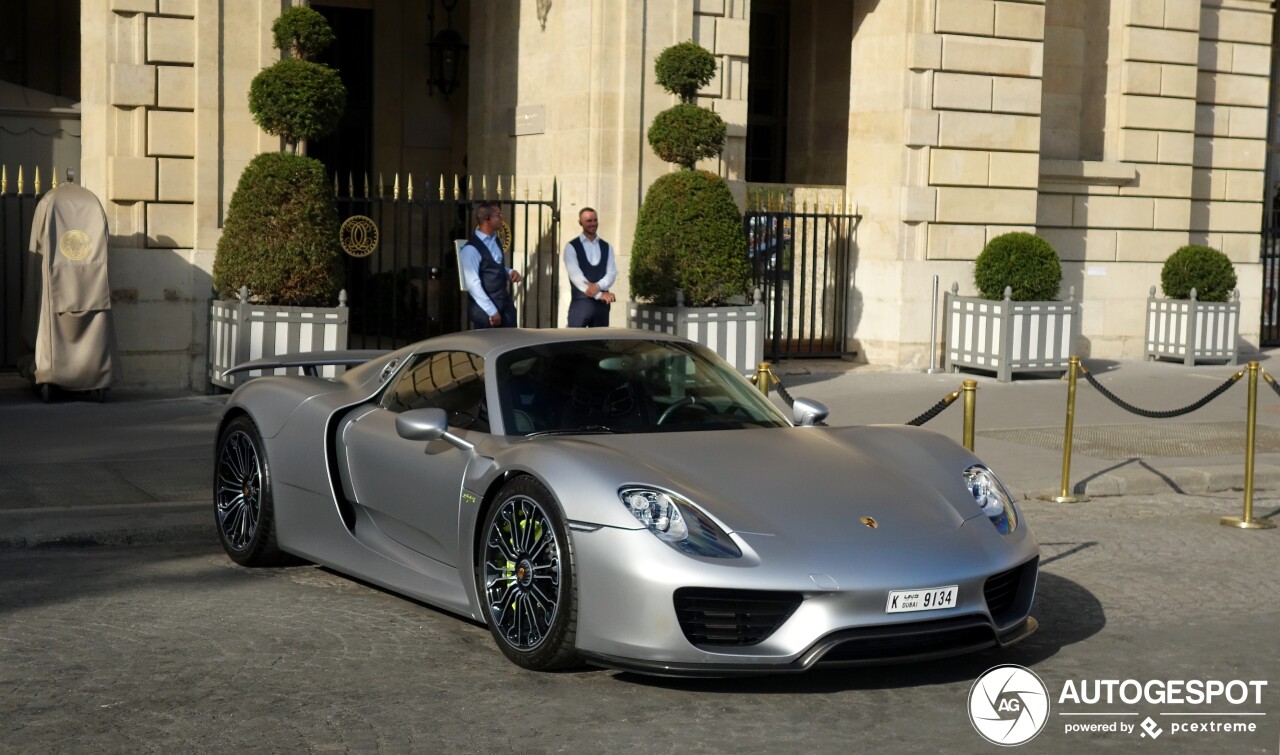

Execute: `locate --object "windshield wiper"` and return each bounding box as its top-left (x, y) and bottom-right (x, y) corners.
top-left (525, 425), bottom-right (618, 438)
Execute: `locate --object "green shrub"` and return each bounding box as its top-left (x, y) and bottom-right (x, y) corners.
top-left (654, 41), bottom-right (717, 103)
top-left (272, 6), bottom-right (335, 60)
top-left (973, 232), bottom-right (1062, 301)
top-left (213, 152), bottom-right (344, 306)
top-left (249, 57), bottom-right (346, 151)
top-left (1160, 245), bottom-right (1237, 301)
top-left (647, 103), bottom-right (726, 170)
top-left (630, 170), bottom-right (751, 307)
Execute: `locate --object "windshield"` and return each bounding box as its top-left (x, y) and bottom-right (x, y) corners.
top-left (496, 340), bottom-right (790, 436)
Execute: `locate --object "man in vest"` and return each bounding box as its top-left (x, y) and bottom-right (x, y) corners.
top-left (461, 201), bottom-right (522, 328)
top-left (563, 207), bottom-right (617, 327)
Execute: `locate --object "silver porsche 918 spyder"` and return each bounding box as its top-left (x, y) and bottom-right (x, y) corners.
top-left (214, 328), bottom-right (1038, 675)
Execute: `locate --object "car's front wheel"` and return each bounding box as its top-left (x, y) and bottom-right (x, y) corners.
top-left (478, 477), bottom-right (580, 670)
top-left (214, 415), bottom-right (287, 566)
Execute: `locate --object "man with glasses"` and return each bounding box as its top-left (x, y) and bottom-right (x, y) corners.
top-left (461, 201), bottom-right (523, 328)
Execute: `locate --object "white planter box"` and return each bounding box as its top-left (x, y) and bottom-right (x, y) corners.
top-left (629, 297), bottom-right (765, 375)
top-left (1144, 286), bottom-right (1239, 365)
top-left (944, 284), bottom-right (1080, 382)
top-left (208, 287), bottom-right (349, 389)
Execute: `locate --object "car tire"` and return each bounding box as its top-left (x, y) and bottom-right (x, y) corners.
top-left (214, 415), bottom-right (288, 566)
top-left (477, 476), bottom-right (580, 671)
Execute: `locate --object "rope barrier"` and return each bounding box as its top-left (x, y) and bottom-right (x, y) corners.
top-left (905, 391), bottom-right (960, 426)
top-left (1079, 363), bottom-right (1243, 418)
top-left (1263, 370), bottom-right (1280, 402)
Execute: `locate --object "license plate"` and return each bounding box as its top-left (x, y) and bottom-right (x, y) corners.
top-left (886, 585), bottom-right (958, 613)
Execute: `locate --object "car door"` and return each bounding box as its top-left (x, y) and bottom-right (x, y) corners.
top-left (342, 350), bottom-right (487, 565)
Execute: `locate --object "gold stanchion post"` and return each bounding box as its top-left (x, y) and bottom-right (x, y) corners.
top-left (751, 362), bottom-right (773, 398)
top-left (1222, 361), bottom-right (1275, 529)
top-left (1040, 355), bottom-right (1089, 503)
top-left (961, 380), bottom-right (977, 452)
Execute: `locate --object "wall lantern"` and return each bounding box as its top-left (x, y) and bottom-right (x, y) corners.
top-left (426, 0), bottom-right (467, 98)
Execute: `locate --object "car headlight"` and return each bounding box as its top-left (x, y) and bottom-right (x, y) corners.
top-left (618, 486), bottom-right (742, 559)
top-left (962, 465), bottom-right (1018, 534)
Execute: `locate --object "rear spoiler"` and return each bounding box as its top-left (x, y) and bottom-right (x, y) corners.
top-left (222, 349), bottom-right (392, 379)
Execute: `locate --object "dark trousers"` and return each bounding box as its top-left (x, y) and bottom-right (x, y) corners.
top-left (568, 297), bottom-right (611, 327)
top-left (468, 296), bottom-right (517, 329)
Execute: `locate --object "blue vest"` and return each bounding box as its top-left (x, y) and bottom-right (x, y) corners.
top-left (568, 238), bottom-right (610, 301)
top-left (467, 232), bottom-right (511, 308)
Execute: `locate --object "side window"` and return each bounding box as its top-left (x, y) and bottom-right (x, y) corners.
top-left (381, 351), bottom-right (489, 432)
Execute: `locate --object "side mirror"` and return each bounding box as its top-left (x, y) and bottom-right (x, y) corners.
top-left (791, 398), bottom-right (829, 427)
top-left (395, 407), bottom-right (474, 451)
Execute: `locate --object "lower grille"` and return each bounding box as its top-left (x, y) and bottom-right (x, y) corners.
top-left (814, 616), bottom-right (996, 664)
top-left (984, 557), bottom-right (1037, 622)
top-left (674, 588), bottom-right (803, 646)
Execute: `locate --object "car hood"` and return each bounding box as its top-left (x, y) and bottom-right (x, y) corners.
top-left (561, 425), bottom-right (983, 540)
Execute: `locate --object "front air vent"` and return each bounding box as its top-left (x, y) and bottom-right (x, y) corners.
top-left (984, 557), bottom-right (1037, 622)
top-left (674, 588), bottom-right (803, 646)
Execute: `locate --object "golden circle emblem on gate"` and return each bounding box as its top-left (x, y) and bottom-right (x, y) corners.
top-left (339, 215), bottom-right (379, 258)
top-left (59, 230), bottom-right (92, 261)
top-left (499, 220), bottom-right (512, 253)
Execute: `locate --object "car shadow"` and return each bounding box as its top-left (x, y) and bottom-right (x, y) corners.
top-left (609, 571), bottom-right (1103, 692)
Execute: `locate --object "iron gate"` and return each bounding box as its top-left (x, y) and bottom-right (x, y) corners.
top-left (744, 204), bottom-right (860, 359)
top-left (1, 166), bottom-right (46, 371)
top-left (334, 174), bottom-right (560, 349)
top-left (1263, 208), bottom-right (1280, 345)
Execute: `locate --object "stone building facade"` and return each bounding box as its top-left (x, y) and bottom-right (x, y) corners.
top-left (61, 0), bottom-right (1276, 387)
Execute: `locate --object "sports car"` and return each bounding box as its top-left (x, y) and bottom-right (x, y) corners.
top-left (214, 328), bottom-right (1038, 675)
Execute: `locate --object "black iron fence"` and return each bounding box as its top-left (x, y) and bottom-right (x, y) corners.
top-left (744, 203), bottom-right (860, 359)
top-left (333, 173), bottom-right (560, 349)
top-left (1262, 223), bottom-right (1280, 345)
top-left (0, 165), bottom-right (47, 370)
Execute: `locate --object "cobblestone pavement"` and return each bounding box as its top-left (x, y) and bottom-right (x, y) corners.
top-left (1, 491), bottom-right (1277, 754)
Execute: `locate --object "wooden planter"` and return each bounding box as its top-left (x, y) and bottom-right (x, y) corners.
top-left (944, 283), bottom-right (1080, 382)
top-left (628, 294), bottom-right (765, 375)
top-left (1144, 286), bottom-right (1239, 365)
top-left (207, 287), bottom-right (349, 389)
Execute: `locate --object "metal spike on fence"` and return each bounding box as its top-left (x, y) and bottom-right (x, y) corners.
top-left (378, 172), bottom-right (385, 199)
top-left (439, 175), bottom-right (445, 201)
top-left (509, 175), bottom-right (515, 199)
top-left (407, 173), bottom-right (414, 201)
top-left (523, 179), bottom-right (529, 199)
top-left (393, 173), bottom-right (400, 200)
top-left (51, 166), bottom-right (58, 189)
top-left (348, 172), bottom-right (354, 199)
top-left (538, 180), bottom-right (543, 201)
top-left (17, 166), bottom-right (22, 195)
top-left (481, 175), bottom-right (488, 198)
top-left (34, 166), bottom-right (40, 195)
top-left (496, 175), bottom-right (503, 199)
top-left (363, 172), bottom-right (369, 199)
top-left (2, 165), bottom-right (7, 195)
top-left (453, 174), bottom-right (460, 200)
top-left (467, 174), bottom-right (474, 198)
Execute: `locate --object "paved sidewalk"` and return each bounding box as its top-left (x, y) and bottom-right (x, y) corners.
top-left (3, 350), bottom-right (1279, 548)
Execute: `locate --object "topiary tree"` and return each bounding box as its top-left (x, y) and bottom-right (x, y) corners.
top-left (272, 5), bottom-right (336, 60)
top-left (631, 171), bottom-right (751, 307)
top-left (213, 153), bottom-right (342, 306)
top-left (214, 8), bottom-right (346, 306)
top-left (631, 42), bottom-right (748, 307)
top-left (1160, 245), bottom-right (1237, 302)
top-left (973, 232), bottom-right (1062, 301)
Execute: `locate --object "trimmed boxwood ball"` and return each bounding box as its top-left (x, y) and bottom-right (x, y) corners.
top-left (272, 6), bottom-right (335, 60)
top-left (654, 41), bottom-right (718, 103)
top-left (1160, 245), bottom-right (1236, 302)
top-left (630, 170), bottom-right (751, 307)
top-left (249, 58), bottom-right (346, 150)
top-left (974, 232), bottom-right (1062, 301)
top-left (647, 103), bottom-right (727, 170)
top-left (213, 152), bottom-right (344, 307)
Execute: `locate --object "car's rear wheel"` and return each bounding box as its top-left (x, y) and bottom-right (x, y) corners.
top-left (478, 477), bottom-right (580, 670)
top-left (214, 415), bottom-right (287, 566)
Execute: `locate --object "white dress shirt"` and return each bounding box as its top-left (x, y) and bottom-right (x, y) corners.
top-left (460, 229), bottom-right (511, 316)
top-left (563, 234), bottom-right (617, 299)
